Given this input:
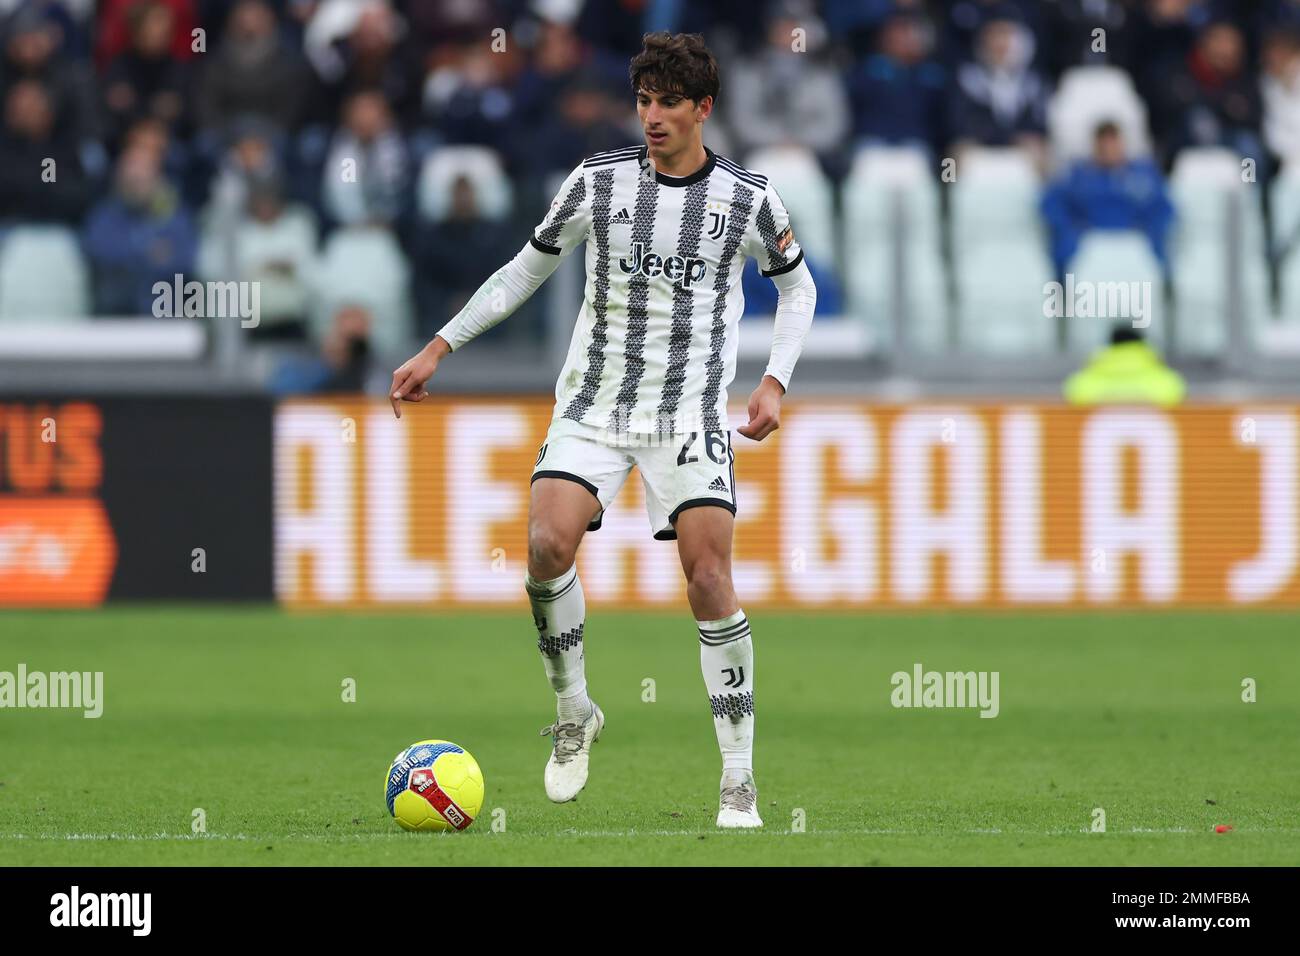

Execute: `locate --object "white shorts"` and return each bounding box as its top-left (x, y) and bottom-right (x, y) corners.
top-left (531, 418), bottom-right (736, 540)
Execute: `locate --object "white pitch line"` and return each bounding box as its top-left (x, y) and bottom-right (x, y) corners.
top-left (2, 827), bottom-right (1297, 842)
top-left (549, 827), bottom-right (1300, 837)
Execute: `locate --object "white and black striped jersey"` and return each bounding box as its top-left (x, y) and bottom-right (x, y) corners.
top-left (531, 145), bottom-right (804, 436)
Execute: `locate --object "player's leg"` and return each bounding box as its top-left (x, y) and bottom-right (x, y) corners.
top-left (526, 423), bottom-right (631, 803)
top-left (526, 475), bottom-right (597, 714)
top-left (640, 429), bottom-right (761, 828)
top-left (526, 478), bottom-right (607, 803)
top-left (674, 505), bottom-right (761, 828)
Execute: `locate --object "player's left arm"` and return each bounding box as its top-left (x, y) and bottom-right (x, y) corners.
top-left (738, 184), bottom-right (817, 441)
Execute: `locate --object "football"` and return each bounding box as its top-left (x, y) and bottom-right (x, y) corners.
top-left (385, 740), bottom-right (485, 832)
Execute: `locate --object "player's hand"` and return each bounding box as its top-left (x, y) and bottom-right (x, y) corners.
top-left (390, 337), bottom-right (450, 418)
top-left (737, 375), bottom-right (784, 441)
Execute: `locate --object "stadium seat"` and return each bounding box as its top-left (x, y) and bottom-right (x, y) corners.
top-left (417, 145), bottom-right (513, 222)
top-left (1169, 148), bottom-right (1269, 357)
top-left (1170, 148), bottom-right (1265, 239)
top-left (315, 226), bottom-right (413, 358)
top-left (1048, 66), bottom-right (1152, 166)
top-left (950, 148), bottom-right (1056, 353)
top-left (1065, 231), bottom-right (1165, 352)
top-left (0, 226), bottom-right (91, 320)
top-left (744, 145), bottom-right (836, 268)
top-left (1268, 165), bottom-right (1300, 343)
top-left (1274, 260), bottom-right (1300, 340)
top-left (956, 247), bottom-right (1057, 354)
top-left (1269, 161), bottom-right (1300, 247)
top-left (197, 205), bottom-right (321, 331)
top-left (841, 146), bottom-right (947, 352)
top-left (951, 147), bottom-right (1042, 240)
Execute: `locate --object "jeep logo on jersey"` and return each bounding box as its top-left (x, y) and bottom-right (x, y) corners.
top-left (618, 241), bottom-right (708, 288)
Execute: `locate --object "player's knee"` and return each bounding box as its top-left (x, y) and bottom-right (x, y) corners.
top-left (685, 559), bottom-right (734, 603)
top-left (527, 523), bottom-right (577, 579)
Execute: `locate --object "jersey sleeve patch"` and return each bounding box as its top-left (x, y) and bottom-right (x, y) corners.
top-left (775, 225), bottom-right (795, 256)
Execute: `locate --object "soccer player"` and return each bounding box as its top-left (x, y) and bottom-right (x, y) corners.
top-left (390, 32), bottom-right (816, 828)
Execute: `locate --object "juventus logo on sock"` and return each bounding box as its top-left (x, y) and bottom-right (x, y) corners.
top-left (698, 609), bottom-right (755, 776)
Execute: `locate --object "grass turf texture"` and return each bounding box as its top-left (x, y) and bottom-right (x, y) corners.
top-left (0, 607), bottom-right (1297, 866)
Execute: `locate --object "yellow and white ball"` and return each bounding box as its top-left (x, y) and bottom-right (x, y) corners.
top-left (385, 740), bottom-right (485, 832)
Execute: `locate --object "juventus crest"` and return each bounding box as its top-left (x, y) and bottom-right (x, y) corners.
top-left (706, 200), bottom-right (729, 241)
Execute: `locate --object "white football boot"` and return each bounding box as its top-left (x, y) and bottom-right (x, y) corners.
top-left (539, 702), bottom-right (604, 803)
top-left (716, 770), bottom-right (763, 828)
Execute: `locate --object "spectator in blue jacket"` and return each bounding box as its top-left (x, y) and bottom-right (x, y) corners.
top-left (1040, 120), bottom-right (1175, 278)
top-left (847, 12), bottom-right (947, 159)
top-left (83, 142), bottom-right (197, 314)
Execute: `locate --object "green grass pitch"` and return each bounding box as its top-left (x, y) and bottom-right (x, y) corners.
top-left (1, 607), bottom-right (1297, 866)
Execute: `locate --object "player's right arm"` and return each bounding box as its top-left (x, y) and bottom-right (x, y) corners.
top-left (390, 163), bottom-right (592, 418)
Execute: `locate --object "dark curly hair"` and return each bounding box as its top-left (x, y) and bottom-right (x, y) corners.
top-left (628, 32), bottom-right (720, 106)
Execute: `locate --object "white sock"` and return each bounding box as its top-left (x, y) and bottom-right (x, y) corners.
top-left (697, 608), bottom-right (754, 773)
top-left (525, 564), bottom-right (591, 721)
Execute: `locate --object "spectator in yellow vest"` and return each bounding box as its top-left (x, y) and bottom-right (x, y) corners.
top-left (1064, 326), bottom-right (1186, 407)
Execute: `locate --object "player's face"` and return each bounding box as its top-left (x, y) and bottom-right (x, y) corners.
top-left (637, 88), bottom-right (709, 158)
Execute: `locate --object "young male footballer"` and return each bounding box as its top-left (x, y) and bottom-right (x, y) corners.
top-left (390, 32), bottom-right (815, 828)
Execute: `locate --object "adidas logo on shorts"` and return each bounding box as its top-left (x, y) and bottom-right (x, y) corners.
top-left (708, 476), bottom-right (728, 493)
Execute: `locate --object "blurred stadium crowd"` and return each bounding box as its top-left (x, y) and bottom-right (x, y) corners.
top-left (3, 0), bottom-right (1300, 389)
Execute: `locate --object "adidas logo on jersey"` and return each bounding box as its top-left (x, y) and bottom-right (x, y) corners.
top-left (708, 476), bottom-right (728, 493)
top-left (611, 207), bottom-right (632, 224)
top-left (618, 241), bottom-right (708, 288)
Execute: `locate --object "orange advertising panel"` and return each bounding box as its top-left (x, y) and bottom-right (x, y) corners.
top-left (0, 403), bottom-right (115, 606)
top-left (275, 399), bottom-right (1300, 609)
